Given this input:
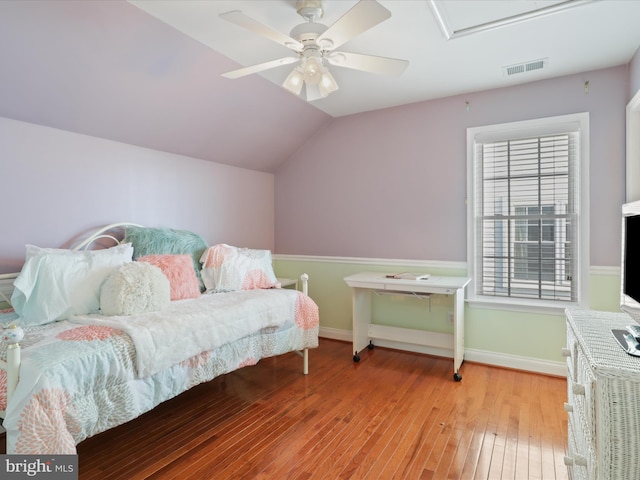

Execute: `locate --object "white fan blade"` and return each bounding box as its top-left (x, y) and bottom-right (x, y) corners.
top-left (326, 51), bottom-right (409, 76)
top-left (316, 0), bottom-right (391, 51)
top-left (220, 11), bottom-right (303, 51)
top-left (222, 57), bottom-right (299, 79)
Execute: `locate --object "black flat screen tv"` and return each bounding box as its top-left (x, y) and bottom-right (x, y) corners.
top-left (621, 200), bottom-right (640, 321)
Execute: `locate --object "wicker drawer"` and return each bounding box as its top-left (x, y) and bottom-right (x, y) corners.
top-left (565, 384), bottom-right (595, 475)
top-left (565, 322), bottom-right (579, 382)
top-left (572, 344), bottom-right (596, 442)
top-left (566, 422), bottom-right (593, 480)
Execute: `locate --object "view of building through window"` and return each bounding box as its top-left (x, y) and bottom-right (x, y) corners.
top-left (473, 131), bottom-right (578, 303)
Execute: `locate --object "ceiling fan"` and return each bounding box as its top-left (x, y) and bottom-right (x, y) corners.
top-left (220, 0), bottom-right (409, 101)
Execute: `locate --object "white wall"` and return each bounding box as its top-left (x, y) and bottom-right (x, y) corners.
top-left (0, 117), bottom-right (275, 274)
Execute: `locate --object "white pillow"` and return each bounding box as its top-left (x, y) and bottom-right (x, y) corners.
top-left (200, 244), bottom-right (280, 292)
top-left (11, 243), bottom-right (133, 326)
top-left (100, 262), bottom-right (170, 316)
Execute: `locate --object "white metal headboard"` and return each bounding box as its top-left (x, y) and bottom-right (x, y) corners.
top-left (71, 222), bottom-right (143, 251)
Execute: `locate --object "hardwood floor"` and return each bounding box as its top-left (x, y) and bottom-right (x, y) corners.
top-left (2, 339), bottom-right (569, 479)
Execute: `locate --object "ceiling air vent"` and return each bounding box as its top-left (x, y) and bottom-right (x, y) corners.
top-left (503, 58), bottom-right (548, 77)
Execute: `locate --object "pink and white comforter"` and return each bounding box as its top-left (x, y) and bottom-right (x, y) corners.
top-left (0, 288), bottom-right (319, 454)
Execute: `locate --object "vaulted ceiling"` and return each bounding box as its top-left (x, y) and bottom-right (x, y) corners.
top-left (1, 0), bottom-right (640, 173)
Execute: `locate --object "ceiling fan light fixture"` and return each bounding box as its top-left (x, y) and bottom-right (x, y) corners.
top-left (220, 0), bottom-right (406, 103)
top-left (284, 61), bottom-right (338, 99)
top-left (319, 70), bottom-right (339, 96)
top-left (305, 82), bottom-right (324, 101)
top-left (283, 67), bottom-right (305, 95)
top-left (302, 56), bottom-right (323, 85)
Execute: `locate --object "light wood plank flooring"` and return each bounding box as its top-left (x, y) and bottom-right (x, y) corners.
top-left (2, 339), bottom-right (569, 479)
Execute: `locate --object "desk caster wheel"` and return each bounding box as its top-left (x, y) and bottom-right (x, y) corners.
top-left (453, 373), bottom-right (462, 382)
top-left (367, 341), bottom-right (374, 350)
top-left (353, 353), bottom-right (360, 362)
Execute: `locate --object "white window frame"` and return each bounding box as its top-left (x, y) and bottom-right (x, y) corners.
top-left (466, 113), bottom-right (590, 314)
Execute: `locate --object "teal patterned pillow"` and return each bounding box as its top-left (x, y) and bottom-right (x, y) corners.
top-left (123, 226), bottom-right (208, 289)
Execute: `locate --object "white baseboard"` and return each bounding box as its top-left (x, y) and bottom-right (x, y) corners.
top-left (319, 327), bottom-right (353, 343)
top-left (463, 348), bottom-right (566, 377)
top-left (319, 327), bottom-right (566, 377)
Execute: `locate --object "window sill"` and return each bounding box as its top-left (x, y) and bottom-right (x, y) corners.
top-left (466, 296), bottom-right (579, 316)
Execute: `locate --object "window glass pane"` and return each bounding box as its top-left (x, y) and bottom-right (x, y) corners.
top-left (542, 219), bottom-right (554, 242)
top-left (475, 130), bottom-right (578, 302)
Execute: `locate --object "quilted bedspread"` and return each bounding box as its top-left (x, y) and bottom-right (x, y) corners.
top-left (0, 289), bottom-right (319, 454)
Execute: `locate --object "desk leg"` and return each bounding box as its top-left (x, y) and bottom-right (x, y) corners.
top-left (352, 287), bottom-right (372, 362)
top-left (452, 287), bottom-right (465, 381)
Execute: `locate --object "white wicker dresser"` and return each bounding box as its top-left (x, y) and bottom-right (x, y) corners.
top-left (564, 309), bottom-right (640, 480)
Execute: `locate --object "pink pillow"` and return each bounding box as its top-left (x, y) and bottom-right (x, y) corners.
top-left (138, 254), bottom-right (200, 300)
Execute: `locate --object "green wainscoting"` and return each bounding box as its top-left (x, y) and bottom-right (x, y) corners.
top-left (274, 256), bottom-right (621, 373)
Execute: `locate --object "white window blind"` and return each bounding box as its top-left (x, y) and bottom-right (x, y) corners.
top-left (472, 131), bottom-right (579, 302)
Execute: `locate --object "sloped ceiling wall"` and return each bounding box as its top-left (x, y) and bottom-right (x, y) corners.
top-left (0, 0), bottom-right (331, 173)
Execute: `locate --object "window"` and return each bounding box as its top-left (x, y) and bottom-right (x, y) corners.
top-left (514, 205), bottom-right (557, 283)
top-left (467, 114), bottom-right (589, 311)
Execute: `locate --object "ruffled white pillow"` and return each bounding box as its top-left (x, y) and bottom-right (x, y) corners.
top-left (200, 244), bottom-right (280, 292)
top-left (12, 243), bottom-right (134, 326)
top-left (100, 262), bottom-right (170, 316)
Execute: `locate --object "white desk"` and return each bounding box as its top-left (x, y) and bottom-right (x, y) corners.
top-left (344, 272), bottom-right (470, 381)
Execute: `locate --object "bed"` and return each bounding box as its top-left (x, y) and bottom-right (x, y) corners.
top-left (0, 223), bottom-right (319, 455)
